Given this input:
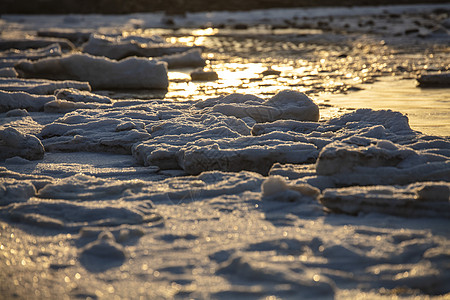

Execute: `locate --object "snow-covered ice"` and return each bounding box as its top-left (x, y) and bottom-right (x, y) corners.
top-left (0, 4), bottom-right (449, 299)
top-left (15, 53), bottom-right (169, 90)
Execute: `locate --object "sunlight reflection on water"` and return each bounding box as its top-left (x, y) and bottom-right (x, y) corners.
top-left (154, 27), bottom-right (450, 136)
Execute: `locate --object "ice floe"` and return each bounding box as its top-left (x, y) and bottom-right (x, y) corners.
top-left (320, 182), bottom-right (450, 218)
top-left (0, 78), bottom-right (91, 94)
top-left (15, 54), bottom-right (169, 90)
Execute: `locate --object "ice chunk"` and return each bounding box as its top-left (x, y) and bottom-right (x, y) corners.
top-left (417, 72), bottom-right (450, 87)
top-left (134, 129), bottom-right (317, 174)
top-left (0, 43), bottom-right (62, 61)
top-left (0, 37), bottom-right (74, 51)
top-left (158, 48), bottom-right (206, 69)
top-left (320, 182), bottom-right (450, 218)
top-left (82, 33), bottom-right (194, 60)
top-left (0, 78), bottom-right (91, 95)
top-left (261, 175), bottom-right (320, 202)
top-left (37, 29), bottom-right (92, 45)
top-left (43, 99), bottom-right (98, 113)
top-left (0, 90), bottom-right (56, 112)
top-left (0, 68), bottom-right (18, 78)
top-left (40, 106), bottom-right (155, 154)
top-left (0, 127), bottom-right (44, 160)
top-left (190, 68), bottom-right (219, 81)
top-left (208, 90), bottom-right (319, 123)
top-left (178, 135), bottom-right (318, 175)
top-left (5, 109), bottom-right (29, 117)
top-left (15, 53), bottom-right (169, 90)
top-left (55, 88), bottom-right (112, 104)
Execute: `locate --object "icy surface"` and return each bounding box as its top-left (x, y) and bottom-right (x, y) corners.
top-left (0, 4), bottom-right (449, 299)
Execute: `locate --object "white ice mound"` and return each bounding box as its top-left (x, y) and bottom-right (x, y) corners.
top-left (15, 53), bottom-right (169, 90)
top-left (0, 127), bottom-right (44, 160)
top-left (0, 90), bottom-right (55, 112)
top-left (197, 90), bottom-right (319, 123)
top-left (39, 105), bottom-right (157, 154)
top-left (0, 43), bottom-right (62, 61)
top-left (55, 88), bottom-right (112, 104)
top-left (320, 182), bottom-right (450, 218)
top-left (82, 33), bottom-right (193, 60)
top-left (0, 78), bottom-right (91, 95)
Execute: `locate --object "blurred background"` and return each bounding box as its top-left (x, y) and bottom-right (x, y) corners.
top-left (1, 0), bottom-right (449, 14)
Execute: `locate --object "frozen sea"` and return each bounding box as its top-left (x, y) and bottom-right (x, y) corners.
top-left (0, 4), bottom-right (449, 299)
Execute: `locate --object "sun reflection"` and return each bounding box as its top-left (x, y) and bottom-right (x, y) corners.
top-left (191, 27), bottom-right (218, 36)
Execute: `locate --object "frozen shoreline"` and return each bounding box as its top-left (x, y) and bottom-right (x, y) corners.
top-left (1, 4), bottom-right (450, 299)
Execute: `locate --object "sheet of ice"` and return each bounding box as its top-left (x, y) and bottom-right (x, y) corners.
top-left (320, 182), bottom-right (450, 218)
top-left (0, 78), bottom-right (91, 94)
top-left (15, 53), bottom-right (169, 90)
top-left (82, 33), bottom-right (194, 60)
top-left (0, 90), bottom-right (56, 112)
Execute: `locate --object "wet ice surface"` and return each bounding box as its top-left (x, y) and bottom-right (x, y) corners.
top-left (1, 4), bottom-right (450, 299)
